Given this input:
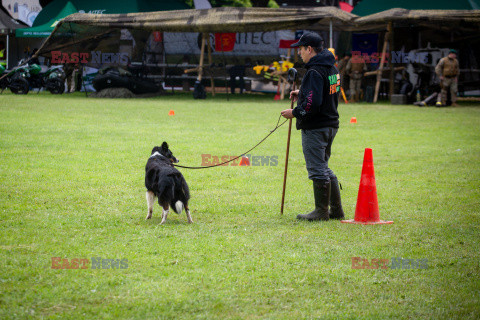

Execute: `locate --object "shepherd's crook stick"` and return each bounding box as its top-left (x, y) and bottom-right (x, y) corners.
top-left (280, 68), bottom-right (297, 215)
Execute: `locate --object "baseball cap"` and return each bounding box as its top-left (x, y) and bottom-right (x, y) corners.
top-left (290, 32), bottom-right (324, 48)
top-left (449, 49), bottom-right (457, 54)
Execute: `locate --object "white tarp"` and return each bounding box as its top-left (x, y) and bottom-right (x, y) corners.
top-left (2, 0), bottom-right (41, 26)
top-left (161, 30), bottom-right (297, 56)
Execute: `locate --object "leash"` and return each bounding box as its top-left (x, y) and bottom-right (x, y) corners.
top-left (173, 114), bottom-right (288, 169)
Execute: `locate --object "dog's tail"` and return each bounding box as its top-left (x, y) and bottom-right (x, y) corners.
top-left (173, 201), bottom-right (184, 214)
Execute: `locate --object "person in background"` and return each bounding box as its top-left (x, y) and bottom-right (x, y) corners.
top-left (346, 53), bottom-right (367, 102)
top-left (64, 63), bottom-right (75, 93)
top-left (435, 49), bottom-right (460, 107)
top-left (74, 64), bottom-right (84, 92)
top-left (29, 48), bottom-right (40, 66)
top-left (337, 52), bottom-right (351, 94)
top-left (0, 41), bottom-right (6, 69)
top-left (228, 58), bottom-right (245, 94)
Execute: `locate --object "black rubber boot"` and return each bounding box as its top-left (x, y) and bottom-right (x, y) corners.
top-left (297, 179), bottom-right (330, 221)
top-left (329, 177), bottom-right (345, 220)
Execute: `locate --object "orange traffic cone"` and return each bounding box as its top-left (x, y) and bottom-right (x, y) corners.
top-left (350, 117), bottom-right (357, 123)
top-left (169, 110), bottom-right (175, 116)
top-left (238, 156), bottom-right (250, 166)
top-left (341, 148), bottom-right (393, 225)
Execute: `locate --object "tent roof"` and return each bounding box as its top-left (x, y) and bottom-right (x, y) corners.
top-left (33, 6), bottom-right (480, 58)
top-left (16, 1), bottom-right (78, 37)
top-left (57, 6), bottom-right (357, 33)
top-left (33, 0), bottom-right (191, 27)
top-left (34, 6), bottom-right (357, 58)
top-left (352, 0), bottom-right (480, 16)
top-left (0, 7), bottom-right (27, 34)
top-left (354, 8), bottom-right (480, 31)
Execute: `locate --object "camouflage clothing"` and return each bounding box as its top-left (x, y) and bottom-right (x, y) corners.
top-left (337, 56), bottom-right (350, 88)
top-left (64, 63), bottom-right (75, 93)
top-left (437, 77), bottom-right (458, 105)
top-left (435, 57), bottom-right (460, 105)
top-left (346, 59), bottom-right (367, 101)
top-left (435, 57), bottom-right (459, 78)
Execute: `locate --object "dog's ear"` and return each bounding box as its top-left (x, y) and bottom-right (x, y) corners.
top-left (161, 142), bottom-right (169, 150)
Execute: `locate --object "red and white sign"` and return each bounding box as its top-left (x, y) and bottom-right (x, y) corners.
top-left (214, 33), bottom-right (236, 52)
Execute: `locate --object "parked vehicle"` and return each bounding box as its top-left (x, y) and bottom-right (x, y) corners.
top-left (5, 63), bottom-right (33, 94)
top-left (0, 64), bottom-right (7, 91)
top-left (0, 61), bottom-right (66, 95)
top-left (401, 47), bottom-right (448, 103)
top-left (92, 66), bottom-right (159, 94)
top-left (43, 65), bottom-right (66, 94)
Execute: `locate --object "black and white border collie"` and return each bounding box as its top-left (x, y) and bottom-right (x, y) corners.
top-left (145, 142), bottom-right (192, 224)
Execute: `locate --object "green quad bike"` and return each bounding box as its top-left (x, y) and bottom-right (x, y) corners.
top-left (0, 64), bottom-right (11, 92)
top-left (1, 62), bottom-right (66, 95)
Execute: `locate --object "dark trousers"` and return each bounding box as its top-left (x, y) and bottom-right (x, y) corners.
top-left (301, 127), bottom-right (338, 181)
top-left (228, 65), bottom-right (245, 94)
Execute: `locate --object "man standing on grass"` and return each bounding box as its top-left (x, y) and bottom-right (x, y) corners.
top-left (346, 52), bottom-right (367, 102)
top-left (435, 49), bottom-right (460, 107)
top-left (281, 32), bottom-right (344, 221)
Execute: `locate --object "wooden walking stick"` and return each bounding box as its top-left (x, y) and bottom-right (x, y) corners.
top-left (280, 68), bottom-right (298, 215)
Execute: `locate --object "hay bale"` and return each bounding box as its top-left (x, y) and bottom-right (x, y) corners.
top-left (90, 88), bottom-right (136, 98)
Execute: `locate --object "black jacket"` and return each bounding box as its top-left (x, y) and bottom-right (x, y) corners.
top-left (292, 49), bottom-right (340, 130)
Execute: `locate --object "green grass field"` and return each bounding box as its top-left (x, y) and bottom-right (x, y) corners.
top-left (1, 92), bottom-right (479, 319)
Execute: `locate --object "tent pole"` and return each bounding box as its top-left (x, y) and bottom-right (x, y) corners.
top-left (6, 33), bottom-right (9, 69)
top-left (162, 34), bottom-right (166, 91)
top-left (329, 19), bottom-right (333, 48)
top-left (388, 22), bottom-right (394, 100)
top-left (292, 29), bottom-right (298, 63)
top-left (206, 34), bottom-right (215, 97)
top-left (66, 22), bottom-right (88, 97)
top-left (198, 33), bottom-right (206, 82)
top-left (219, 34), bottom-right (229, 101)
top-left (373, 23), bottom-right (390, 103)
